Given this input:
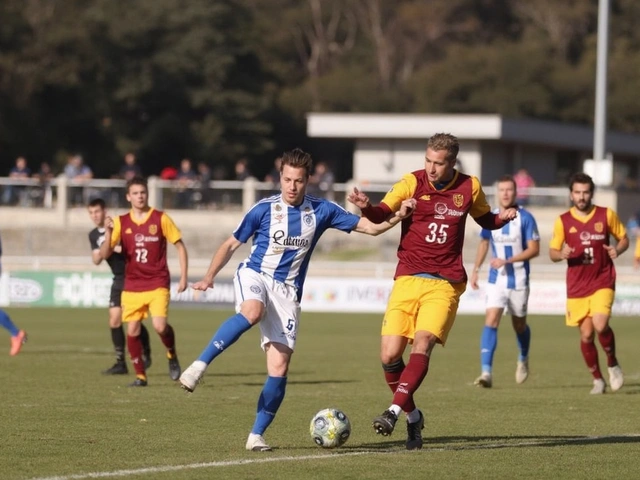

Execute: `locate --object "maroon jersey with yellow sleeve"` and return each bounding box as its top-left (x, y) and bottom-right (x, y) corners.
top-left (380, 170), bottom-right (492, 283)
top-left (550, 206), bottom-right (626, 298)
top-left (110, 208), bottom-right (182, 292)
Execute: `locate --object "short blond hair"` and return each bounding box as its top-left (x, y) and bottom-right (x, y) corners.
top-left (427, 133), bottom-right (459, 162)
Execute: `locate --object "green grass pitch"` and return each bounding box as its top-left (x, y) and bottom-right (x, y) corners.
top-left (1, 308), bottom-right (639, 480)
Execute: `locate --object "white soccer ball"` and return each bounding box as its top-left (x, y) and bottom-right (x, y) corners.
top-left (310, 408), bottom-right (351, 448)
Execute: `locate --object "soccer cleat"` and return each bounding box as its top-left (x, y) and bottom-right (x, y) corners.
top-left (590, 378), bottom-right (606, 395)
top-left (179, 360), bottom-right (207, 393)
top-left (515, 359), bottom-right (529, 384)
top-left (245, 433), bottom-right (272, 452)
top-left (102, 361), bottom-right (128, 375)
top-left (405, 410), bottom-right (425, 450)
top-left (9, 330), bottom-right (27, 356)
top-left (168, 355), bottom-right (182, 381)
top-left (608, 365), bottom-right (624, 392)
top-left (128, 377), bottom-right (148, 387)
top-left (142, 352), bottom-right (152, 370)
top-left (372, 409), bottom-right (398, 436)
top-left (474, 372), bottom-right (492, 388)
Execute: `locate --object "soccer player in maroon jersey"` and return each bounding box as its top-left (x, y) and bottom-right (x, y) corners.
top-left (549, 172), bottom-right (628, 394)
top-left (100, 177), bottom-right (189, 387)
top-left (349, 133), bottom-right (517, 450)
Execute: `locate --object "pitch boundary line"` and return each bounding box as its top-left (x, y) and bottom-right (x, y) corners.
top-left (29, 433), bottom-right (640, 480)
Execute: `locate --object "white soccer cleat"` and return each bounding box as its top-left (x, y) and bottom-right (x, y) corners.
top-left (590, 378), bottom-right (606, 395)
top-left (515, 359), bottom-right (529, 384)
top-left (246, 433), bottom-right (272, 452)
top-left (474, 372), bottom-right (492, 388)
top-left (179, 360), bottom-right (207, 393)
top-left (608, 365), bottom-right (624, 392)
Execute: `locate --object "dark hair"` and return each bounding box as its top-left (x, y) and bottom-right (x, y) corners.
top-left (126, 175), bottom-right (148, 192)
top-left (279, 148), bottom-right (314, 177)
top-left (427, 133), bottom-right (459, 162)
top-left (88, 198), bottom-right (106, 209)
top-left (568, 172), bottom-right (595, 193)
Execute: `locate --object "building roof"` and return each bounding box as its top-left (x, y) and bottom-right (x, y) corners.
top-left (306, 113), bottom-right (640, 155)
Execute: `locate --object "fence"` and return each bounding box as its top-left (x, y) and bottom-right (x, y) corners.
top-left (0, 176), bottom-right (571, 213)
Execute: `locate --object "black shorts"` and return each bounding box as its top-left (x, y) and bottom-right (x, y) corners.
top-left (109, 278), bottom-right (124, 308)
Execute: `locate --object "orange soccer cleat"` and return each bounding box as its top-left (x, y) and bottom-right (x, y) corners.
top-left (10, 330), bottom-right (27, 356)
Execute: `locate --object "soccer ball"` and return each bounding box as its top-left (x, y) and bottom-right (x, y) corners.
top-left (309, 408), bottom-right (351, 448)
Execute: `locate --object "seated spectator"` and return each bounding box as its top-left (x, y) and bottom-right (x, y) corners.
top-left (2, 156), bottom-right (31, 205)
top-left (308, 161), bottom-right (335, 199)
top-left (263, 158), bottom-right (282, 186)
top-left (194, 161), bottom-right (212, 208)
top-left (174, 158), bottom-right (198, 209)
top-left (31, 162), bottom-right (55, 207)
top-left (234, 158), bottom-right (252, 181)
top-left (64, 154), bottom-right (93, 206)
top-left (118, 152), bottom-right (142, 181)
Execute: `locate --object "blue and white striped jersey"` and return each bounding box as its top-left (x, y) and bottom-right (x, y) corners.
top-left (233, 194), bottom-right (360, 299)
top-left (480, 207), bottom-right (539, 290)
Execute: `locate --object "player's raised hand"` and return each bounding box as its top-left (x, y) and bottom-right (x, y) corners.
top-left (499, 207), bottom-right (518, 221)
top-left (191, 278), bottom-right (214, 291)
top-left (104, 216), bottom-right (114, 230)
top-left (347, 187), bottom-right (370, 209)
top-left (396, 198), bottom-right (417, 219)
top-left (602, 244), bottom-right (619, 259)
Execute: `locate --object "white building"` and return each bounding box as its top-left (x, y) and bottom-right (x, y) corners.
top-left (306, 113), bottom-right (640, 189)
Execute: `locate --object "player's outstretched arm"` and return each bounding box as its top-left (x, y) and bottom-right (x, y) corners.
top-left (353, 198), bottom-right (416, 236)
top-left (191, 235), bottom-right (243, 291)
top-left (174, 239), bottom-right (189, 293)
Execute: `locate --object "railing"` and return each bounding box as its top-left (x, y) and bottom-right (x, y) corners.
top-left (0, 175), bottom-right (571, 212)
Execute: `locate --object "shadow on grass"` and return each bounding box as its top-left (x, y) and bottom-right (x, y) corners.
top-left (353, 433), bottom-right (640, 451)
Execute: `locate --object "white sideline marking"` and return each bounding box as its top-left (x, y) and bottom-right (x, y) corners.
top-left (30, 434), bottom-right (640, 480)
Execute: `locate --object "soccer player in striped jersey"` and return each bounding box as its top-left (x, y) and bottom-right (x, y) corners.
top-left (469, 175), bottom-right (540, 388)
top-left (550, 173), bottom-right (628, 394)
top-left (349, 133), bottom-right (517, 450)
top-left (179, 148), bottom-right (416, 452)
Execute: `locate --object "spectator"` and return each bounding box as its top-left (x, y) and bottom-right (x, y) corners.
top-left (513, 168), bottom-right (535, 206)
top-left (195, 161), bottom-right (212, 208)
top-left (2, 156), bottom-right (31, 205)
top-left (234, 158), bottom-right (252, 181)
top-left (31, 162), bottom-right (55, 207)
top-left (174, 158), bottom-right (198, 209)
top-left (64, 154), bottom-right (93, 206)
top-left (264, 158), bottom-right (282, 186)
top-left (118, 152), bottom-right (142, 181)
top-left (308, 161), bottom-right (335, 199)
top-left (160, 166), bottom-right (178, 180)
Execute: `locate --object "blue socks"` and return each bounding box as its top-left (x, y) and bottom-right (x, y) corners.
top-left (252, 376), bottom-right (287, 435)
top-left (480, 326), bottom-right (498, 374)
top-left (0, 309), bottom-right (19, 337)
top-left (516, 325), bottom-right (531, 361)
top-left (197, 313), bottom-right (252, 364)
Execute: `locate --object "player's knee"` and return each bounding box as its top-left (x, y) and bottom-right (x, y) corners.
top-left (381, 358), bottom-right (405, 373)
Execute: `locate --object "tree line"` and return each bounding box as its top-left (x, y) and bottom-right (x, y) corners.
top-left (0, 0), bottom-right (638, 180)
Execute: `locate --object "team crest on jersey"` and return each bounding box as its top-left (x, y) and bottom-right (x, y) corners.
top-left (149, 224), bottom-right (157, 235)
top-left (453, 194), bottom-right (464, 208)
top-left (275, 204), bottom-right (282, 211)
top-left (250, 285), bottom-right (262, 294)
top-left (304, 214), bottom-right (313, 226)
top-left (594, 222), bottom-right (603, 233)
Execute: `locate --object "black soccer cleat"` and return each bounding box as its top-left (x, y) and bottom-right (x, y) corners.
top-left (372, 409), bottom-right (398, 436)
top-left (102, 361), bottom-right (128, 375)
top-left (168, 356), bottom-right (181, 381)
top-left (142, 352), bottom-right (152, 370)
top-left (405, 410), bottom-right (425, 450)
top-left (128, 377), bottom-right (148, 387)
